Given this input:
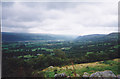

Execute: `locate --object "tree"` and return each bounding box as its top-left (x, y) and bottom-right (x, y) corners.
top-left (53, 49), bottom-right (66, 59)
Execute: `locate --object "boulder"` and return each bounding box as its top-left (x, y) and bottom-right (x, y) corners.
top-left (54, 73), bottom-right (67, 78)
top-left (83, 72), bottom-right (89, 77)
top-left (47, 66), bottom-right (54, 71)
top-left (90, 70), bottom-right (116, 78)
top-left (49, 66), bottom-right (54, 69)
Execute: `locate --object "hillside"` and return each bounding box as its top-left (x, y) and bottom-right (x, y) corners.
top-left (2, 32), bottom-right (119, 42)
top-left (2, 32), bottom-right (76, 42)
top-left (40, 58), bottom-right (120, 77)
top-left (75, 32), bottom-right (120, 42)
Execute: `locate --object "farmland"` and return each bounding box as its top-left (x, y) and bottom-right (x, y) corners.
top-left (2, 32), bottom-right (120, 77)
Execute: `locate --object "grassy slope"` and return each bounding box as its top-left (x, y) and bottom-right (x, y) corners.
top-left (35, 58), bottom-right (120, 77)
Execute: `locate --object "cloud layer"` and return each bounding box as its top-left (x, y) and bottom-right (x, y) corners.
top-left (2, 2), bottom-right (118, 35)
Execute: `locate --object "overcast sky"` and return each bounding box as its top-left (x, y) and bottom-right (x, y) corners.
top-left (2, 1), bottom-right (118, 35)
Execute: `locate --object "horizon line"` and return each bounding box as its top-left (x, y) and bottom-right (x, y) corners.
top-left (1, 31), bottom-right (119, 36)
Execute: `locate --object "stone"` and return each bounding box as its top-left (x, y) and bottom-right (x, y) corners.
top-left (54, 73), bottom-right (67, 78)
top-left (83, 72), bottom-right (89, 77)
top-left (90, 70), bottom-right (116, 78)
top-left (102, 71), bottom-right (116, 77)
top-left (49, 66), bottom-right (54, 69)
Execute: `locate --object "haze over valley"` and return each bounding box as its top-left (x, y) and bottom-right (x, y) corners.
top-left (2, 1), bottom-right (119, 78)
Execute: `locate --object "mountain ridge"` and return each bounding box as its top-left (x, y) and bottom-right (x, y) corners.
top-left (75, 32), bottom-right (120, 42)
top-left (2, 32), bottom-right (120, 42)
top-left (2, 32), bottom-right (76, 42)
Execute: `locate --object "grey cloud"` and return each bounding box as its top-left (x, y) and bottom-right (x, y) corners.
top-left (2, 2), bottom-right (14, 7)
top-left (2, 2), bottom-right (118, 35)
top-left (22, 2), bottom-right (78, 10)
top-left (2, 26), bottom-right (29, 33)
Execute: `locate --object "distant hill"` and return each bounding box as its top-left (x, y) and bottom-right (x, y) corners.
top-left (75, 34), bottom-right (106, 42)
top-left (2, 32), bottom-right (77, 42)
top-left (2, 32), bottom-right (120, 42)
top-left (106, 32), bottom-right (120, 39)
top-left (75, 32), bottom-right (120, 42)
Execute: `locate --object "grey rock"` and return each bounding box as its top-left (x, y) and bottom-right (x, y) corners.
top-left (54, 73), bottom-right (67, 77)
top-left (90, 70), bottom-right (116, 78)
top-left (83, 72), bottom-right (89, 77)
top-left (49, 66), bottom-right (54, 69)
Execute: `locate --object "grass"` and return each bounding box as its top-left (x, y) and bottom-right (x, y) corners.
top-left (41, 58), bottom-right (120, 77)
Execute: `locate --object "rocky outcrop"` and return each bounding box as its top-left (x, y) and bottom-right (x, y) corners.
top-left (90, 70), bottom-right (116, 78)
top-left (54, 70), bottom-right (117, 78)
top-left (54, 73), bottom-right (67, 78)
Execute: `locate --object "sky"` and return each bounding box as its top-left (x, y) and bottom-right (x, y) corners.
top-left (2, 1), bottom-right (118, 35)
